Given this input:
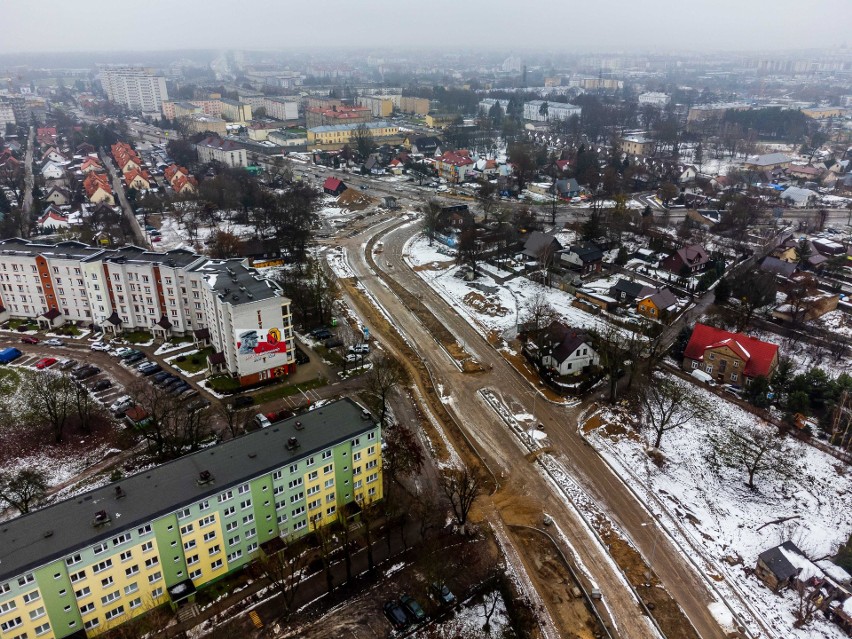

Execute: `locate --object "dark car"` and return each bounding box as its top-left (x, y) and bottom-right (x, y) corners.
top-left (151, 371), bottom-right (170, 383)
top-left (20, 335), bottom-right (39, 344)
top-left (160, 376), bottom-right (182, 389)
top-left (169, 383), bottom-right (190, 396)
top-left (383, 601), bottom-right (408, 630)
top-left (399, 594), bottom-right (426, 623)
top-left (294, 346), bottom-right (310, 365)
top-left (120, 349), bottom-right (142, 360)
top-left (310, 327), bottom-right (332, 340)
top-left (124, 352), bottom-right (145, 364)
top-left (74, 366), bottom-right (101, 380)
top-left (187, 399), bottom-right (211, 413)
top-left (232, 395), bottom-right (255, 409)
top-left (141, 364), bottom-right (162, 376)
top-left (92, 379), bottom-right (113, 391)
top-left (324, 338), bottom-right (343, 349)
top-left (430, 582), bottom-right (456, 605)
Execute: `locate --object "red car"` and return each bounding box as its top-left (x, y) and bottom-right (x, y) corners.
top-left (21, 336), bottom-right (39, 344)
top-left (152, 236), bottom-right (162, 243)
top-left (35, 357), bottom-right (57, 369)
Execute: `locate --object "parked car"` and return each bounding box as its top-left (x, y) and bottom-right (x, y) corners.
top-left (383, 601), bottom-right (408, 630)
top-left (137, 361), bottom-right (156, 371)
top-left (187, 399), bottom-right (211, 413)
top-left (141, 364), bottom-right (162, 376)
top-left (430, 582), bottom-right (456, 605)
top-left (91, 341), bottom-right (110, 352)
top-left (309, 327), bottom-right (332, 340)
top-left (324, 338), bottom-right (343, 348)
top-left (59, 359), bottom-right (78, 371)
top-left (160, 376), bottom-right (182, 389)
top-left (74, 366), bottom-right (101, 380)
top-left (112, 346), bottom-right (133, 357)
top-left (120, 349), bottom-right (142, 360)
top-left (0, 347), bottom-right (23, 364)
top-left (20, 336), bottom-right (39, 344)
top-left (152, 236), bottom-right (162, 243)
top-left (35, 357), bottom-right (58, 370)
top-left (124, 352), bottom-right (145, 364)
top-left (399, 594), bottom-right (426, 623)
top-left (179, 388), bottom-right (199, 400)
top-left (92, 379), bottom-right (113, 391)
top-left (345, 353), bottom-right (361, 363)
top-left (232, 395), bottom-right (255, 409)
top-left (151, 371), bottom-right (171, 383)
top-left (169, 382), bottom-right (190, 396)
top-left (254, 414), bottom-right (272, 429)
top-left (112, 399), bottom-right (134, 417)
top-left (349, 343), bottom-right (370, 355)
top-left (110, 395), bottom-right (132, 412)
top-left (44, 338), bottom-right (65, 347)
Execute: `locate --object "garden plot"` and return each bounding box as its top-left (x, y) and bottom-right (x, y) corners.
top-left (586, 373), bottom-right (852, 639)
top-left (406, 233), bottom-right (629, 340)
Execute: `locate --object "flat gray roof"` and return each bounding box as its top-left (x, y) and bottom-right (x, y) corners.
top-left (0, 398), bottom-right (376, 582)
top-left (191, 259), bottom-right (284, 305)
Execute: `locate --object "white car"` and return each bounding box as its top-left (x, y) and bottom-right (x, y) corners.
top-left (44, 338), bottom-right (65, 347)
top-left (112, 347), bottom-right (132, 357)
top-left (91, 342), bottom-right (110, 352)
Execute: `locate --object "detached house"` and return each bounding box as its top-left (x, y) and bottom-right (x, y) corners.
top-left (435, 150), bottom-right (475, 184)
top-left (44, 185), bottom-right (71, 206)
top-left (323, 176), bottom-right (347, 196)
top-left (636, 287), bottom-right (679, 322)
top-left (123, 168), bottom-right (151, 190)
top-left (560, 243), bottom-right (603, 275)
top-left (682, 323), bottom-right (779, 385)
top-left (83, 172), bottom-right (114, 205)
top-left (40, 160), bottom-right (65, 180)
top-left (79, 157), bottom-right (103, 174)
top-left (661, 244), bottom-right (710, 275)
top-left (534, 322), bottom-right (599, 377)
top-left (408, 136), bottom-right (442, 157)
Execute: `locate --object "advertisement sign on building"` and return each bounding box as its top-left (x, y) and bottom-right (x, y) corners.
top-left (235, 327), bottom-right (289, 376)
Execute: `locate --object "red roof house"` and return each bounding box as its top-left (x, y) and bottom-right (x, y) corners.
top-left (323, 176), bottom-right (347, 196)
top-left (682, 323), bottom-right (779, 385)
top-left (662, 244), bottom-right (710, 275)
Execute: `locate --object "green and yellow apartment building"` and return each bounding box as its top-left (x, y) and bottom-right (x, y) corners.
top-left (0, 399), bottom-right (382, 638)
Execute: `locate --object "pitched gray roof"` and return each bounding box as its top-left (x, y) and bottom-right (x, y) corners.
top-left (760, 256), bottom-right (797, 278)
top-left (0, 399), bottom-right (375, 582)
top-left (758, 541), bottom-right (803, 581)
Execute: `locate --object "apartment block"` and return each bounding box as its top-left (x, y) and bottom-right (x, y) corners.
top-left (356, 95), bottom-right (394, 118)
top-left (262, 98), bottom-right (299, 122)
top-left (195, 137), bottom-right (247, 168)
top-left (98, 67), bottom-right (169, 113)
top-left (0, 400), bottom-right (383, 639)
top-left (0, 239), bottom-right (294, 384)
top-left (306, 121), bottom-right (399, 150)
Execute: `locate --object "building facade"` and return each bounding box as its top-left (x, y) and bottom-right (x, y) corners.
top-left (638, 92), bottom-right (671, 106)
top-left (356, 96), bottom-right (394, 118)
top-left (523, 100), bottom-right (582, 122)
top-left (0, 239), bottom-right (293, 384)
top-left (306, 122), bottom-right (399, 150)
top-left (262, 98), bottom-right (299, 122)
top-left (195, 137), bottom-right (247, 168)
top-left (0, 400), bottom-right (382, 639)
top-left (99, 67), bottom-right (169, 112)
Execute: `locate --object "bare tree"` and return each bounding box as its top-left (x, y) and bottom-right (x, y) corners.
top-left (0, 469), bottom-right (48, 514)
top-left (311, 514), bottom-right (336, 594)
top-left (72, 381), bottom-right (101, 434)
top-left (258, 535), bottom-right (310, 621)
top-left (22, 371), bottom-right (74, 443)
top-left (217, 401), bottom-right (248, 440)
top-left (422, 200), bottom-right (443, 246)
top-left (440, 467), bottom-right (482, 533)
top-left (640, 377), bottom-right (711, 449)
top-left (365, 355), bottom-right (409, 427)
top-left (356, 496), bottom-right (380, 573)
top-left (707, 423), bottom-right (799, 489)
top-left (130, 382), bottom-right (214, 461)
top-left (793, 580), bottom-right (820, 628)
top-left (519, 289), bottom-right (557, 340)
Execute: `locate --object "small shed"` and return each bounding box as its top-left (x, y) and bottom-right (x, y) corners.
top-left (323, 176), bottom-right (347, 196)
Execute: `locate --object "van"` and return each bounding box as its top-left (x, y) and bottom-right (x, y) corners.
top-left (254, 414), bottom-right (272, 429)
top-left (690, 369), bottom-right (715, 385)
top-left (0, 347), bottom-right (22, 364)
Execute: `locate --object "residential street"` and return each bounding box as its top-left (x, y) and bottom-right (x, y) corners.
top-left (21, 125), bottom-right (34, 216)
top-left (99, 147), bottom-right (148, 246)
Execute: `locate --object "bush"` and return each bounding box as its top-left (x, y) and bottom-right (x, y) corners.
top-left (176, 355), bottom-right (187, 362)
top-left (191, 357), bottom-right (200, 365)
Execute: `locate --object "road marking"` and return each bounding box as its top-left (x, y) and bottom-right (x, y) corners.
top-left (249, 610), bottom-right (263, 628)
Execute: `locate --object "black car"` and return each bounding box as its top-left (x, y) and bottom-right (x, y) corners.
top-left (91, 379), bottom-right (113, 391)
top-left (160, 376), bottom-right (182, 389)
top-left (400, 594), bottom-right (426, 623)
top-left (74, 366), bottom-right (101, 380)
top-left (383, 601), bottom-right (408, 630)
top-left (232, 395), bottom-right (255, 409)
top-left (141, 364), bottom-right (162, 376)
top-left (294, 346), bottom-right (310, 365)
top-left (120, 349), bottom-right (142, 360)
top-left (324, 338), bottom-right (343, 349)
top-left (310, 327), bottom-right (332, 340)
top-left (169, 382), bottom-right (190, 396)
top-left (124, 353), bottom-right (145, 364)
top-left (187, 399), bottom-right (211, 413)
top-left (151, 371), bottom-right (170, 383)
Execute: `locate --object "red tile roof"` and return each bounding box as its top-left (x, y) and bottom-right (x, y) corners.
top-left (323, 177), bottom-right (343, 191)
top-left (684, 323), bottom-right (779, 378)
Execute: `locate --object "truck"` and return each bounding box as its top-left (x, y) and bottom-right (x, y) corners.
top-left (0, 347), bottom-right (22, 364)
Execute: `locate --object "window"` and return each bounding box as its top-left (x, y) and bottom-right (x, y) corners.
top-left (223, 506), bottom-right (236, 517)
top-left (0, 583), bottom-right (10, 595)
top-left (129, 597), bottom-right (142, 610)
top-left (308, 470), bottom-right (318, 481)
top-left (323, 464), bottom-right (333, 475)
top-left (144, 557), bottom-right (159, 569)
top-left (227, 551), bottom-right (243, 562)
top-left (367, 472), bottom-right (378, 483)
top-left (307, 456), bottom-right (316, 466)
top-left (366, 460), bottom-right (377, 470)
top-left (101, 590), bottom-right (120, 605)
top-left (291, 506), bottom-right (305, 517)
top-left (203, 530), bottom-right (217, 542)
top-left (228, 535), bottom-right (240, 546)
top-left (199, 500), bottom-right (210, 511)
top-left (368, 487), bottom-right (377, 497)
top-left (22, 591), bottom-right (40, 604)
top-left (84, 618), bottom-right (100, 630)
top-left (226, 521), bottom-right (239, 532)
top-left (245, 528), bottom-right (256, 539)
top-left (326, 493), bottom-right (336, 503)
top-left (289, 464), bottom-right (298, 473)
top-left (189, 569), bottom-right (203, 580)
top-left (66, 553), bottom-right (82, 566)
top-left (151, 587), bottom-right (164, 599)
top-left (326, 506), bottom-right (336, 516)
top-left (272, 470), bottom-right (283, 480)
top-left (731, 373), bottom-right (739, 382)
top-left (112, 533), bottom-right (132, 546)
top-left (17, 574), bottom-right (34, 587)
top-left (246, 542), bottom-right (258, 553)
top-left (104, 606), bottom-right (125, 621)
top-left (78, 600), bottom-right (94, 613)
top-left (705, 365), bottom-right (713, 373)
top-left (148, 572), bottom-right (162, 584)
top-left (0, 600), bottom-right (16, 613)
top-left (1, 617), bottom-right (22, 632)
top-left (184, 540), bottom-right (197, 551)
top-left (34, 622), bottom-right (51, 636)
top-left (291, 491), bottom-right (305, 502)
top-left (238, 483), bottom-right (250, 494)
top-left (180, 523), bottom-right (194, 535)
top-left (200, 515), bottom-right (215, 527)
top-left (708, 353), bottom-right (715, 360)
top-left (322, 450), bottom-right (332, 460)
top-left (733, 361), bottom-right (739, 368)
top-left (120, 550), bottom-right (133, 562)
top-left (691, 361), bottom-right (699, 369)
top-left (70, 570), bottom-right (86, 584)
top-left (29, 606), bottom-right (45, 621)
top-left (178, 508), bottom-right (191, 520)
top-left (218, 490), bottom-right (233, 502)
top-left (307, 499), bottom-right (321, 511)
top-left (209, 545), bottom-right (221, 556)
top-left (354, 479), bottom-right (363, 489)
top-left (92, 542), bottom-right (108, 555)
top-left (273, 485), bottom-right (285, 496)
top-left (211, 558), bottom-right (224, 570)
top-left (125, 565), bottom-right (139, 577)
top-left (92, 559), bottom-right (113, 574)
top-left (293, 521), bottom-right (307, 532)
top-left (137, 524), bottom-right (152, 536)
top-left (288, 477), bottom-right (302, 489)
top-left (186, 554), bottom-right (200, 566)
top-left (367, 432), bottom-right (376, 441)
top-left (141, 541), bottom-right (154, 553)
top-left (353, 451), bottom-right (361, 462)
top-left (242, 513), bottom-right (254, 525)
top-left (100, 577), bottom-right (113, 588)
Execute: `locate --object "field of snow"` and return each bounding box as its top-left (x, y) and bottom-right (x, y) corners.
top-left (405, 234), bottom-right (633, 340)
top-left (588, 373), bottom-right (852, 639)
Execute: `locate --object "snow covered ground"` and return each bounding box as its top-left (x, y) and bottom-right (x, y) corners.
top-left (405, 233), bottom-right (635, 340)
top-left (587, 373), bottom-right (852, 639)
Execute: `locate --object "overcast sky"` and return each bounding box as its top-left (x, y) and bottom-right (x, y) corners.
top-left (1, 0), bottom-right (850, 55)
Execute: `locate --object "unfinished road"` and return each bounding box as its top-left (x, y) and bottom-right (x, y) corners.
top-left (336, 218), bottom-right (731, 639)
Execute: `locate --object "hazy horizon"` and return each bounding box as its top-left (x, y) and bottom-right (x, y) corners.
top-left (1, 0), bottom-right (850, 56)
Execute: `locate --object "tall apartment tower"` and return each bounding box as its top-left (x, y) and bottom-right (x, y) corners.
top-left (99, 66), bottom-right (169, 112)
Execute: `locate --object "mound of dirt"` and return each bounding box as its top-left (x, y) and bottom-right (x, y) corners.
top-left (463, 291), bottom-right (510, 317)
top-left (337, 189), bottom-right (375, 210)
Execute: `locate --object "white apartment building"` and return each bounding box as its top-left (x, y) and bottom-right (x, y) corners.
top-left (523, 100), bottom-right (582, 122)
top-left (99, 66), bottom-right (169, 112)
top-left (195, 136), bottom-right (247, 168)
top-left (0, 239), bottom-right (295, 384)
top-left (638, 92), bottom-right (671, 107)
top-left (0, 101), bottom-right (15, 132)
top-left (262, 98), bottom-right (299, 121)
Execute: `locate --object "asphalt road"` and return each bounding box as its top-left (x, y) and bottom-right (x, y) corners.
top-left (98, 148), bottom-right (149, 247)
top-left (337, 219), bottom-right (733, 639)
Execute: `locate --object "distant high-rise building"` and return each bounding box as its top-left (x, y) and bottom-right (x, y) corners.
top-left (502, 55), bottom-right (522, 73)
top-left (98, 66), bottom-right (169, 112)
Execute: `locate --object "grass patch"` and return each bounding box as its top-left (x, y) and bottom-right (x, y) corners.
top-left (251, 377), bottom-right (327, 404)
top-left (54, 324), bottom-right (82, 336)
top-left (7, 319), bottom-right (36, 331)
top-left (207, 375), bottom-right (241, 393)
top-left (169, 335), bottom-right (193, 345)
top-left (123, 330), bottom-right (154, 344)
top-left (175, 347), bottom-right (214, 374)
top-left (314, 344), bottom-right (344, 366)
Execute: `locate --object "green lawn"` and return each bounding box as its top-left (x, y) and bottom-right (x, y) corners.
top-left (252, 378), bottom-right (327, 405)
top-left (169, 335), bottom-right (193, 345)
top-left (207, 376), bottom-right (241, 393)
top-left (123, 330), bottom-right (154, 344)
top-left (174, 347), bottom-right (214, 374)
top-left (8, 319), bottom-right (36, 331)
